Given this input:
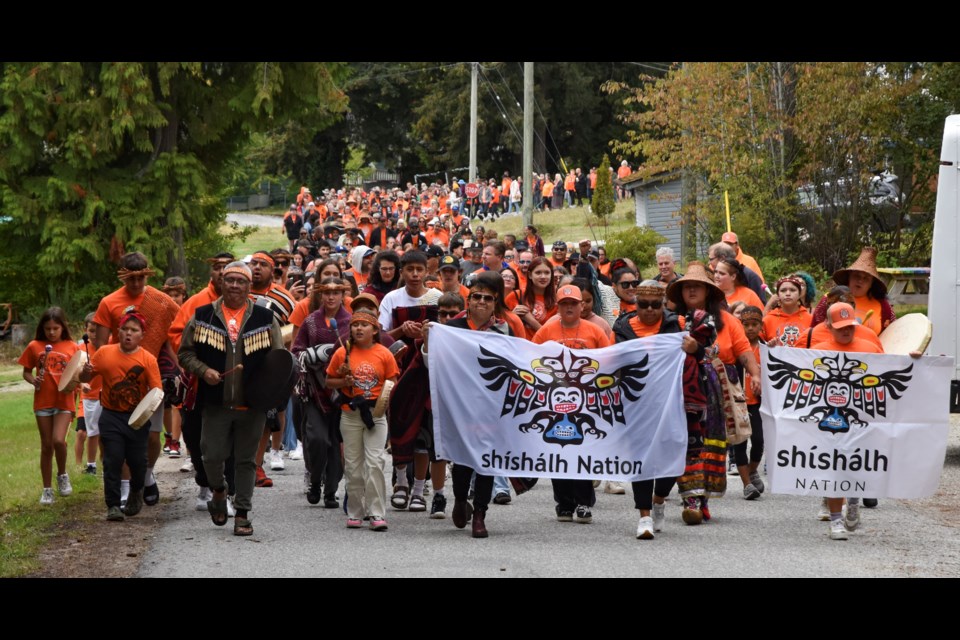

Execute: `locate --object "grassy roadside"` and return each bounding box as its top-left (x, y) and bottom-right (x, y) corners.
top-left (0, 390), bottom-right (103, 577)
top-left (483, 200), bottom-right (636, 246)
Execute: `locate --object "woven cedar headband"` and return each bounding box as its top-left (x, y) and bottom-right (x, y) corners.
top-left (118, 267), bottom-right (156, 281)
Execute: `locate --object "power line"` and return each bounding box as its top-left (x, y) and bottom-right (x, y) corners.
top-left (491, 64), bottom-right (563, 173)
top-left (480, 68), bottom-right (557, 175)
top-left (511, 63), bottom-right (566, 170)
top-left (624, 61), bottom-right (672, 73)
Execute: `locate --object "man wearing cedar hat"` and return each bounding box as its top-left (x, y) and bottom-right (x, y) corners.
top-left (178, 261), bottom-right (283, 537)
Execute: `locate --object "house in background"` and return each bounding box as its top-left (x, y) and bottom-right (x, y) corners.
top-left (620, 171), bottom-right (706, 263)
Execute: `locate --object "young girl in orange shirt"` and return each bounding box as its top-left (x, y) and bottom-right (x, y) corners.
top-left (18, 307), bottom-right (80, 505)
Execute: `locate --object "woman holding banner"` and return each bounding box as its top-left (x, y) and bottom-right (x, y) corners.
top-left (613, 280), bottom-right (699, 539)
top-left (422, 272), bottom-right (514, 538)
top-left (666, 264), bottom-right (760, 525)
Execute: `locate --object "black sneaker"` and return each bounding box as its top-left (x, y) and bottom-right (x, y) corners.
top-left (863, 498), bottom-right (879, 508)
top-left (430, 493), bottom-right (447, 519)
top-left (493, 492), bottom-right (512, 505)
top-left (83, 464), bottom-right (97, 475)
top-left (306, 483), bottom-right (322, 505)
top-left (123, 489), bottom-right (144, 517)
top-left (323, 496), bottom-right (340, 509)
top-left (556, 507), bottom-right (574, 522)
top-left (575, 505), bottom-right (593, 524)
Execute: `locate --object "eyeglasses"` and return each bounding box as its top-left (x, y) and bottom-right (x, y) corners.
top-left (518, 260), bottom-right (531, 265)
top-left (438, 310), bottom-right (460, 318)
top-left (469, 293), bottom-right (496, 303)
top-left (636, 300), bottom-right (663, 310)
top-left (617, 280), bottom-right (640, 289)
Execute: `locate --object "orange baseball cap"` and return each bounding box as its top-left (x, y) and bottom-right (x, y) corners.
top-left (557, 285), bottom-right (582, 302)
top-left (828, 302), bottom-right (857, 329)
top-left (721, 231), bottom-right (739, 244)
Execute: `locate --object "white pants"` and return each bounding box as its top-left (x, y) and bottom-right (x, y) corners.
top-left (340, 409), bottom-right (388, 520)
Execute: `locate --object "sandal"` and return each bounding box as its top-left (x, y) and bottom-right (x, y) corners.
top-left (207, 490), bottom-right (228, 527)
top-left (234, 516), bottom-right (253, 536)
top-left (390, 485), bottom-right (409, 510)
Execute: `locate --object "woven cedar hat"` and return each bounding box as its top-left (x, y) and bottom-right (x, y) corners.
top-left (666, 261), bottom-right (725, 307)
top-left (832, 247), bottom-right (886, 297)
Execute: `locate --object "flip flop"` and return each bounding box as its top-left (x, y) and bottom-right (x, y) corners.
top-left (234, 516), bottom-right (253, 536)
top-left (207, 492), bottom-right (228, 527)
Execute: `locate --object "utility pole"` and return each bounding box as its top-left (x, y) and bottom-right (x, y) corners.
top-left (470, 62), bottom-right (478, 183)
top-left (522, 62), bottom-right (534, 227)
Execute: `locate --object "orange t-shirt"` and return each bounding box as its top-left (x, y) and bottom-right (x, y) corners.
top-left (794, 323), bottom-right (882, 351)
top-left (425, 228), bottom-right (450, 247)
top-left (94, 285), bottom-right (178, 357)
top-left (564, 175), bottom-right (575, 191)
top-left (628, 316), bottom-right (661, 338)
top-left (716, 310), bottom-right (752, 365)
top-left (853, 295), bottom-right (884, 336)
top-left (326, 342), bottom-right (399, 406)
top-left (808, 334), bottom-right (884, 354)
top-left (589, 172), bottom-right (597, 188)
top-left (502, 310), bottom-right (525, 339)
top-left (542, 181), bottom-right (555, 197)
top-left (501, 178), bottom-right (512, 197)
top-left (744, 342), bottom-right (762, 405)
top-left (89, 344), bottom-right (162, 413)
top-left (19, 339), bottom-right (80, 412)
top-left (525, 294), bottom-right (557, 340)
top-left (532, 318), bottom-right (611, 349)
top-left (725, 286), bottom-right (764, 312)
top-left (617, 165), bottom-right (631, 179)
top-left (763, 307), bottom-right (812, 347)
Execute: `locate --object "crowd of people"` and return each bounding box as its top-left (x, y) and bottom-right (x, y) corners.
top-left (19, 178), bottom-right (911, 542)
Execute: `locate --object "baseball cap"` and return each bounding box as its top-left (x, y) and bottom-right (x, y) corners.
top-left (721, 231), bottom-right (739, 244)
top-left (439, 255), bottom-right (461, 271)
top-left (828, 302), bottom-right (857, 329)
top-left (557, 285), bottom-right (582, 302)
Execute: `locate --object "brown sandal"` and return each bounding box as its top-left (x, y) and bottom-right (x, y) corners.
top-left (207, 490), bottom-right (228, 527)
top-left (234, 516), bottom-right (253, 536)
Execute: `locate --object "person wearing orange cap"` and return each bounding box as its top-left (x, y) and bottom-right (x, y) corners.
top-left (721, 231), bottom-right (765, 285)
top-left (812, 247), bottom-right (896, 337)
top-left (803, 302), bottom-right (885, 540)
top-left (533, 284), bottom-right (611, 525)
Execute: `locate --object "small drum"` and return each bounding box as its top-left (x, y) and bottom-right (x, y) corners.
top-left (58, 350), bottom-right (88, 393)
top-left (373, 380), bottom-right (395, 418)
top-left (129, 388), bottom-right (165, 430)
top-left (245, 349), bottom-right (298, 411)
top-left (880, 313), bottom-right (933, 355)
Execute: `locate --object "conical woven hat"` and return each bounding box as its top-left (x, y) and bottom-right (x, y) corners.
top-left (666, 261), bottom-right (725, 306)
top-left (832, 246), bottom-right (886, 297)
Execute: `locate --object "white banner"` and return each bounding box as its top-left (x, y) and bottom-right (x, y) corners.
top-left (430, 325), bottom-right (688, 481)
top-left (760, 345), bottom-right (953, 498)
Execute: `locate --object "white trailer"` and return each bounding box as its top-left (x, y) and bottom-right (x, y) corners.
top-left (927, 114), bottom-right (960, 411)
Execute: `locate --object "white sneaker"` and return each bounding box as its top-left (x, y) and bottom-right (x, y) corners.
top-left (289, 443), bottom-right (303, 460)
top-left (269, 449), bottom-right (285, 471)
top-left (57, 473), bottom-right (73, 497)
top-left (226, 497), bottom-right (236, 518)
top-left (40, 487), bottom-right (55, 505)
top-left (180, 459), bottom-right (194, 473)
top-left (603, 481), bottom-right (626, 495)
top-left (636, 515), bottom-right (655, 540)
top-left (829, 519), bottom-right (849, 540)
top-left (844, 501), bottom-right (861, 532)
top-left (652, 503), bottom-right (665, 532)
top-left (196, 487), bottom-right (213, 511)
top-left (817, 498), bottom-right (831, 521)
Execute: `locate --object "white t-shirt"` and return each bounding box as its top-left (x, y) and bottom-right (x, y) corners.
top-left (379, 287), bottom-right (442, 331)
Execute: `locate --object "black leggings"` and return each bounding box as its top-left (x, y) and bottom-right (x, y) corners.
top-left (733, 404), bottom-right (764, 466)
top-left (631, 477), bottom-right (678, 511)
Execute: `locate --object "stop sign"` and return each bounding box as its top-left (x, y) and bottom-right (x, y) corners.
top-left (464, 182), bottom-right (480, 199)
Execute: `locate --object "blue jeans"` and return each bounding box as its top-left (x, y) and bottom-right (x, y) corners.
top-left (508, 200), bottom-right (521, 214)
top-left (283, 397), bottom-right (298, 450)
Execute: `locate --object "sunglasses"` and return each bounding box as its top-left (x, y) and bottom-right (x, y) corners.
top-left (636, 299), bottom-right (663, 310)
top-left (617, 280), bottom-right (640, 289)
top-left (438, 310), bottom-right (460, 318)
top-left (275, 261), bottom-right (289, 268)
top-left (469, 293), bottom-right (496, 303)
top-left (518, 260), bottom-right (532, 265)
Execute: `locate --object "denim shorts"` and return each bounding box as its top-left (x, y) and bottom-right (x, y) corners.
top-left (35, 408), bottom-right (73, 417)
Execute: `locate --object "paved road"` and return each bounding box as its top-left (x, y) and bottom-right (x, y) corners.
top-left (138, 426), bottom-right (960, 578)
top-left (226, 213), bottom-right (281, 228)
